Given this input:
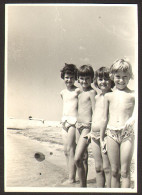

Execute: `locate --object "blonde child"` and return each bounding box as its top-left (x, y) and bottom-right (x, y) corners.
top-left (90, 67), bottom-right (114, 188)
top-left (100, 59), bottom-right (135, 188)
top-left (74, 65), bottom-right (96, 187)
top-left (60, 63), bottom-right (80, 184)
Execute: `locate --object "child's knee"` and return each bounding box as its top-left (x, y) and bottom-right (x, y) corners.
top-left (111, 168), bottom-right (119, 177)
top-left (121, 170), bottom-right (129, 178)
top-left (95, 165), bottom-right (103, 174)
top-left (74, 159), bottom-right (81, 167)
top-left (103, 166), bottom-right (110, 174)
top-left (83, 151), bottom-right (88, 160)
top-left (74, 157), bottom-right (82, 167)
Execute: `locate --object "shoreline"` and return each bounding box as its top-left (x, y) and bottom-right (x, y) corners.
top-left (5, 126), bottom-right (135, 191)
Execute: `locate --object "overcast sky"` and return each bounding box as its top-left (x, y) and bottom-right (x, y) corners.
top-left (6, 4), bottom-right (138, 121)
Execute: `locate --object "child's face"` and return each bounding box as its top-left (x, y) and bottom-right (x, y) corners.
top-left (97, 77), bottom-right (111, 92)
top-left (113, 70), bottom-right (130, 90)
top-left (64, 73), bottom-right (75, 88)
top-left (78, 75), bottom-right (92, 90)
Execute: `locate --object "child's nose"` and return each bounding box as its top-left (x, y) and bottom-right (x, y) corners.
top-left (119, 78), bottom-right (125, 84)
top-left (119, 78), bottom-right (124, 82)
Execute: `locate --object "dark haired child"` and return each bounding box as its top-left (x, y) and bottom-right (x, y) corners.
top-left (89, 67), bottom-right (114, 188)
top-left (74, 65), bottom-right (96, 187)
top-left (60, 63), bottom-right (80, 184)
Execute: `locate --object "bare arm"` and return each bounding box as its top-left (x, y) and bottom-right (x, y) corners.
top-left (125, 95), bottom-right (135, 128)
top-left (60, 90), bottom-right (63, 99)
top-left (100, 94), bottom-right (109, 143)
top-left (90, 89), bottom-right (97, 112)
top-left (84, 90), bottom-right (96, 139)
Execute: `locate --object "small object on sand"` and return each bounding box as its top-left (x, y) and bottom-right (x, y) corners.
top-left (50, 152), bottom-right (53, 155)
top-left (39, 173), bottom-right (41, 175)
top-left (34, 152), bottom-right (45, 162)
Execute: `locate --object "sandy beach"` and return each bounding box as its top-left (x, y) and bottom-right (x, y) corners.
top-left (5, 119), bottom-right (135, 192)
top-left (5, 121), bottom-right (97, 190)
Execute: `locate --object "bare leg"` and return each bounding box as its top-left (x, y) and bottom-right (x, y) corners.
top-left (62, 126), bottom-right (76, 183)
top-left (67, 126), bottom-right (76, 182)
top-left (102, 150), bottom-right (111, 188)
top-left (91, 138), bottom-right (105, 187)
top-left (75, 128), bottom-right (90, 187)
top-left (62, 129), bottom-right (69, 169)
top-left (107, 136), bottom-right (120, 188)
top-left (83, 150), bottom-right (88, 180)
top-left (120, 138), bottom-right (134, 188)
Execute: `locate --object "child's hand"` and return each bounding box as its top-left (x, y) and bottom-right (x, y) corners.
top-left (124, 117), bottom-right (135, 130)
top-left (84, 133), bottom-right (91, 141)
top-left (101, 140), bottom-right (107, 154)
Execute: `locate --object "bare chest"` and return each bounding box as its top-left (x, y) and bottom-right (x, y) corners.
top-left (110, 93), bottom-right (134, 111)
top-left (63, 91), bottom-right (78, 101)
top-left (78, 92), bottom-right (91, 106)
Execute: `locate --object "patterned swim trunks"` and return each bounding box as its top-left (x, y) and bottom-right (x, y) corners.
top-left (106, 125), bottom-right (134, 144)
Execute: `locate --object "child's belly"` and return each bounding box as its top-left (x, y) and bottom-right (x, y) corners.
top-left (91, 122), bottom-right (101, 132)
top-left (92, 112), bottom-right (103, 127)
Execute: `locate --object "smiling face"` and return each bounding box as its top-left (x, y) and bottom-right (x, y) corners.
top-left (97, 76), bottom-right (112, 92)
top-left (78, 75), bottom-right (92, 90)
top-left (64, 73), bottom-right (75, 88)
top-left (113, 70), bottom-right (130, 90)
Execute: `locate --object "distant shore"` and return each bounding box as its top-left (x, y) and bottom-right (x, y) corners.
top-left (7, 118), bottom-right (61, 129)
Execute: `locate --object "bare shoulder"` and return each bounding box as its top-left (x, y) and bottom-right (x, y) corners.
top-left (60, 89), bottom-right (67, 97)
top-left (128, 89), bottom-right (135, 100)
top-left (89, 88), bottom-right (97, 95)
top-left (75, 87), bottom-right (82, 95)
top-left (129, 89), bottom-right (135, 95)
top-left (60, 89), bottom-right (66, 94)
top-left (95, 94), bottom-right (99, 99)
top-left (105, 91), bottom-right (113, 100)
top-left (95, 93), bottom-right (102, 100)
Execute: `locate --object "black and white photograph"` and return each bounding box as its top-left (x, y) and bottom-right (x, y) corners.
top-left (5, 4), bottom-right (138, 193)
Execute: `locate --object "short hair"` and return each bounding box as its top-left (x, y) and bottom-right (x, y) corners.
top-left (60, 63), bottom-right (78, 80)
top-left (110, 58), bottom-right (134, 80)
top-left (78, 65), bottom-right (94, 83)
top-left (94, 67), bottom-right (115, 89)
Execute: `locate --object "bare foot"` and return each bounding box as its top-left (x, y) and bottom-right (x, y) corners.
top-left (62, 179), bottom-right (76, 185)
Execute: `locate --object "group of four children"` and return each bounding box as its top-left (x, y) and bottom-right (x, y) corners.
top-left (60, 59), bottom-right (135, 188)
